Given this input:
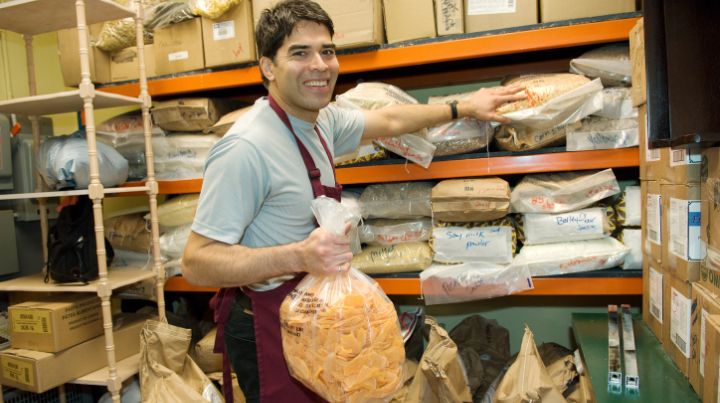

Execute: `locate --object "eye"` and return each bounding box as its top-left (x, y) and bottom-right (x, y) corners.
top-left (291, 50), bottom-right (307, 58)
top-left (322, 48), bottom-right (336, 56)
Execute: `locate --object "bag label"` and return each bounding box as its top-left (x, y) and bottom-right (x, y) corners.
top-left (1, 357), bottom-right (34, 387)
top-left (11, 310), bottom-right (51, 334)
top-left (213, 20), bottom-right (235, 41)
top-left (168, 51), bottom-right (189, 62)
top-left (468, 0), bottom-right (516, 15)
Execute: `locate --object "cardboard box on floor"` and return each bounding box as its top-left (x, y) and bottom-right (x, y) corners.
top-left (252, 0), bottom-right (385, 49)
top-left (57, 23), bottom-right (111, 87)
top-left (629, 18), bottom-right (646, 107)
top-left (642, 180), bottom-right (662, 264)
top-left (153, 17), bottom-right (205, 76)
top-left (382, 0), bottom-right (436, 43)
top-left (642, 255), bottom-right (664, 344)
top-left (464, 0), bottom-right (537, 34)
top-left (435, 0), bottom-right (464, 36)
top-left (202, 0), bottom-right (256, 68)
top-left (661, 182), bottom-right (703, 282)
top-left (663, 274), bottom-right (692, 377)
top-left (689, 283), bottom-right (720, 399)
top-left (110, 45), bottom-right (156, 82)
top-left (701, 246), bottom-right (720, 297)
top-left (701, 147), bottom-right (720, 251)
top-left (9, 294), bottom-right (102, 353)
top-left (539, 0), bottom-right (635, 23)
top-left (0, 313), bottom-right (148, 393)
top-left (703, 314), bottom-right (720, 402)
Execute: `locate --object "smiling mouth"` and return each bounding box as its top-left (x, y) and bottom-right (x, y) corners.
top-left (305, 80), bottom-right (329, 88)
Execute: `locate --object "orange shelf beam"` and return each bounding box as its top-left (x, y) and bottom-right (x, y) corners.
top-left (98, 18), bottom-right (638, 98)
top-left (163, 275), bottom-right (641, 296)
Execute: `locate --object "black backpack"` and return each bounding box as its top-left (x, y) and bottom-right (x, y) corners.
top-left (45, 196), bottom-right (114, 284)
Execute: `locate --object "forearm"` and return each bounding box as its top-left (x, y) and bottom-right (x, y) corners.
top-left (182, 231), bottom-right (304, 288)
top-left (362, 103), bottom-right (454, 140)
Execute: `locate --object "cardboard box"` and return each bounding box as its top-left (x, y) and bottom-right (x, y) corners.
top-left (661, 145), bottom-right (702, 184)
top-left (642, 180), bottom-right (662, 264)
top-left (663, 274), bottom-right (692, 376)
top-left (202, 1), bottom-right (256, 68)
top-left (701, 147), bottom-right (720, 250)
top-left (110, 45), bottom-right (156, 82)
top-left (0, 313), bottom-right (147, 393)
top-left (153, 18), bottom-right (205, 76)
top-left (57, 24), bottom-right (111, 87)
top-left (642, 256), bottom-right (664, 344)
top-left (383, 0), bottom-right (436, 43)
top-left (629, 18), bottom-right (646, 106)
top-left (689, 283), bottom-right (720, 398)
top-left (464, 0), bottom-right (537, 33)
top-left (661, 183), bottom-right (703, 282)
top-left (703, 314), bottom-right (720, 403)
top-left (701, 245), bottom-right (720, 297)
top-left (638, 105), bottom-right (664, 180)
top-left (252, 0), bottom-right (385, 49)
top-left (435, 0), bottom-right (464, 36)
top-left (151, 98), bottom-right (229, 132)
top-left (9, 295), bottom-right (102, 353)
top-left (539, 0), bottom-right (635, 23)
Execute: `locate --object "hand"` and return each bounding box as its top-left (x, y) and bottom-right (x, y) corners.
top-left (300, 223), bottom-right (353, 275)
top-left (461, 84), bottom-right (527, 123)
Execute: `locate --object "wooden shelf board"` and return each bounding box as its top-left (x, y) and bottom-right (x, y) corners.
top-left (122, 178), bottom-right (203, 195)
top-left (70, 353), bottom-right (140, 386)
top-left (0, 185), bottom-right (149, 201)
top-left (0, 90), bottom-right (141, 116)
top-left (0, 0), bottom-right (133, 36)
top-left (99, 17), bottom-right (638, 98)
top-left (0, 268), bottom-right (155, 293)
top-left (163, 275), bottom-right (642, 296)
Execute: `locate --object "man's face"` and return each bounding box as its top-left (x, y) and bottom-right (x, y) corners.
top-left (263, 20), bottom-right (339, 121)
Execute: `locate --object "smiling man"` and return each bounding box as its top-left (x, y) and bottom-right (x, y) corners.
top-left (181, 1), bottom-right (525, 401)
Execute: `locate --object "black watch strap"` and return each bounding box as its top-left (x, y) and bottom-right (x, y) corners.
top-left (449, 100), bottom-right (458, 120)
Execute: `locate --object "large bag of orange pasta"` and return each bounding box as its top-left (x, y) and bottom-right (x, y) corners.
top-left (280, 196), bottom-right (406, 403)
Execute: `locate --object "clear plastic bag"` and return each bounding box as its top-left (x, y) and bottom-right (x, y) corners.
top-left (373, 134), bottom-right (436, 169)
top-left (152, 194), bottom-right (199, 227)
top-left (359, 218), bottom-right (432, 246)
top-left (565, 116), bottom-right (638, 151)
top-left (419, 262), bottom-right (533, 305)
top-left (152, 134), bottom-right (219, 180)
top-left (510, 237), bottom-right (630, 276)
top-left (350, 242), bottom-right (433, 274)
top-left (280, 197), bottom-right (405, 402)
top-left (522, 207), bottom-right (612, 245)
top-left (190, 0), bottom-right (240, 19)
top-left (159, 223), bottom-right (192, 260)
top-left (593, 87), bottom-right (637, 119)
top-left (614, 185), bottom-right (641, 227)
top-left (426, 118), bottom-right (493, 157)
top-left (494, 122), bottom-right (579, 152)
top-left (569, 44), bottom-right (632, 87)
top-left (431, 225), bottom-right (514, 264)
top-left (618, 228), bottom-right (642, 270)
top-left (359, 182), bottom-right (433, 219)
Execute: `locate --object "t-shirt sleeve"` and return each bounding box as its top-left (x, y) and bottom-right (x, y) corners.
top-left (321, 104), bottom-right (365, 157)
top-left (191, 137), bottom-right (269, 245)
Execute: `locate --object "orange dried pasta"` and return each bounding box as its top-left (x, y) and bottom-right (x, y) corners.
top-left (280, 272), bottom-right (405, 403)
top-left (497, 73), bottom-right (591, 114)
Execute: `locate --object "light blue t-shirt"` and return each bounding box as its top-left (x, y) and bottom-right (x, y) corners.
top-left (191, 98), bottom-right (364, 288)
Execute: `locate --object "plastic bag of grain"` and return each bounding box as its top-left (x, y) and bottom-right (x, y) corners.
top-left (515, 203), bottom-right (617, 244)
top-left (433, 217), bottom-right (518, 255)
top-left (510, 237), bottom-right (629, 276)
top-left (426, 92), bottom-right (494, 156)
top-left (614, 185), bottom-right (641, 226)
top-left (351, 242), bottom-right (433, 274)
top-left (373, 134), bottom-right (437, 168)
top-left (152, 134), bottom-right (219, 180)
top-left (570, 44), bottom-right (632, 87)
top-left (419, 262), bottom-right (533, 305)
top-left (510, 168), bottom-right (620, 214)
top-left (431, 178), bottom-right (510, 222)
top-left (593, 87), bottom-right (637, 119)
top-left (521, 207), bottom-right (612, 245)
top-left (280, 196), bottom-right (405, 403)
top-left (190, 0), bottom-right (240, 19)
top-left (334, 138), bottom-right (387, 166)
top-left (618, 228), bottom-right (642, 270)
top-left (494, 121), bottom-right (580, 152)
top-left (360, 182), bottom-right (433, 219)
top-left (566, 115), bottom-right (639, 151)
top-left (152, 194), bottom-right (199, 228)
top-left (104, 213), bottom-right (152, 253)
top-left (359, 218), bottom-right (433, 246)
top-left (159, 223), bottom-right (192, 260)
top-left (430, 225), bottom-right (514, 264)
top-left (497, 74), bottom-right (603, 131)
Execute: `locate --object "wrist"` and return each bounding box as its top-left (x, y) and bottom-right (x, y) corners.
top-left (448, 100), bottom-right (459, 120)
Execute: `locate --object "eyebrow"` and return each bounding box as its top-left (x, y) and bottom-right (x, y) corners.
top-left (287, 43), bottom-right (337, 53)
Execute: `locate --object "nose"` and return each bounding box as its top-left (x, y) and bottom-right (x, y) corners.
top-left (309, 52), bottom-right (329, 71)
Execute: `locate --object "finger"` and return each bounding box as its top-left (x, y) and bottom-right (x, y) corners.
top-left (343, 222), bottom-right (353, 235)
top-left (488, 113), bottom-right (511, 124)
top-left (497, 93), bottom-right (527, 103)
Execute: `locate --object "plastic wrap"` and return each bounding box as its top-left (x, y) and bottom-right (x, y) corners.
top-left (419, 262), bottom-right (533, 305)
top-left (515, 203), bottom-right (616, 244)
top-left (565, 116), bottom-right (638, 151)
top-left (153, 194), bottom-right (199, 227)
top-left (359, 218), bottom-right (432, 246)
top-left (96, 112), bottom-right (165, 180)
top-left (619, 228), bottom-right (642, 270)
top-left (593, 87), bottom-right (637, 119)
top-left (144, 0), bottom-right (196, 31)
top-left (569, 44), bottom-right (632, 87)
top-left (190, 0), bottom-right (240, 19)
top-left (431, 225), bottom-right (514, 264)
top-left (96, 9), bottom-right (153, 53)
top-left (521, 207), bottom-right (611, 245)
top-left (434, 217), bottom-right (517, 254)
top-left (359, 182), bottom-right (433, 219)
top-left (351, 242), bottom-right (433, 274)
top-left (426, 118), bottom-right (493, 156)
top-left (38, 133), bottom-right (129, 189)
top-left (510, 168), bottom-right (621, 214)
top-left (510, 237), bottom-right (630, 277)
top-left (373, 134), bottom-right (436, 169)
top-left (494, 122), bottom-right (579, 152)
top-left (152, 134), bottom-right (219, 180)
top-left (614, 185), bottom-right (641, 227)
top-left (280, 197), bottom-right (404, 403)
top-left (159, 223), bottom-right (192, 260)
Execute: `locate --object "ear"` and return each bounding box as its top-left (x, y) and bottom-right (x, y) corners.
top-left (259, 57), bottom-right (275, 82)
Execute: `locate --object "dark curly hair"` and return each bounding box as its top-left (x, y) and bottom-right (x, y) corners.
top-left (255, 0), bottom-right (334, 88)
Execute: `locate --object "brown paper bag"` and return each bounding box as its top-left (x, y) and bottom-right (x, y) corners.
top-left (404, 317), bottom-right (473, 403)
top-left (140, 320), bottom-right (223, 402)
top-left (493, 326), bottom-right (567, 403)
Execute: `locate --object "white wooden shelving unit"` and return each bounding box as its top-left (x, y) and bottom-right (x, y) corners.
top-left (0, 0), bottom-right (165, 401)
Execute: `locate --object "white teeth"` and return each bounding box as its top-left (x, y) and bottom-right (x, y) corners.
top-left (306, 80), bottom-right (327, 87)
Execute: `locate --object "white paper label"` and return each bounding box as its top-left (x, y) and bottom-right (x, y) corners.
top-left (645, 112), bottom-right (661, 162)
top-left (168, 51), bottom-right (189, 61)
top-left (467, 0), bottom-right (516, 15)
top-left (524, 208), bottom-right (605, 245)
top-left (649, 266), bottom-right (663, 323)
top-left (669, 198), bottom-right (704, 261)
top-left (213, 20), bottom-right (235, 41)
top-left (432, 226), bottom-right (513, 264)
top-left (701, 309), bottom-right (708, 377)
top-left (646, 194), bottom-right (662, 245)
top-left (671, 287), bottom-right (691, 358)
top-left (669, 146), bottom-right (702, 167)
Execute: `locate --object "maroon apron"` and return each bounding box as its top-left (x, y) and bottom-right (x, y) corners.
top-left (211, 95), bottom-right (342, 402)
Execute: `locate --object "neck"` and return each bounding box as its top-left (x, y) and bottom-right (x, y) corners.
top-left (268, 87), bottom-right (318, 123)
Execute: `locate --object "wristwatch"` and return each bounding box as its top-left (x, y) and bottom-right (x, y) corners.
top-left (448, 100), bottom-right (459, 120)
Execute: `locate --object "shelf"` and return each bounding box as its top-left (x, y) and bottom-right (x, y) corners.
top-left (70, 353), bottom-right (139, 386)
top-left (0, 268), bottom-right (155, 293)
top-left (0, 90), bottom-right (141, 116)
top-left (0, 185), bottom-right (149, 201)
top-left (164, 273), bottom-right (642, 296)
top-left (0, 0), bottom-right (133, 36)
top-left (123, 148), bottom-right (639, 193)
top-left (98, 17), bottom-right (639, 98)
